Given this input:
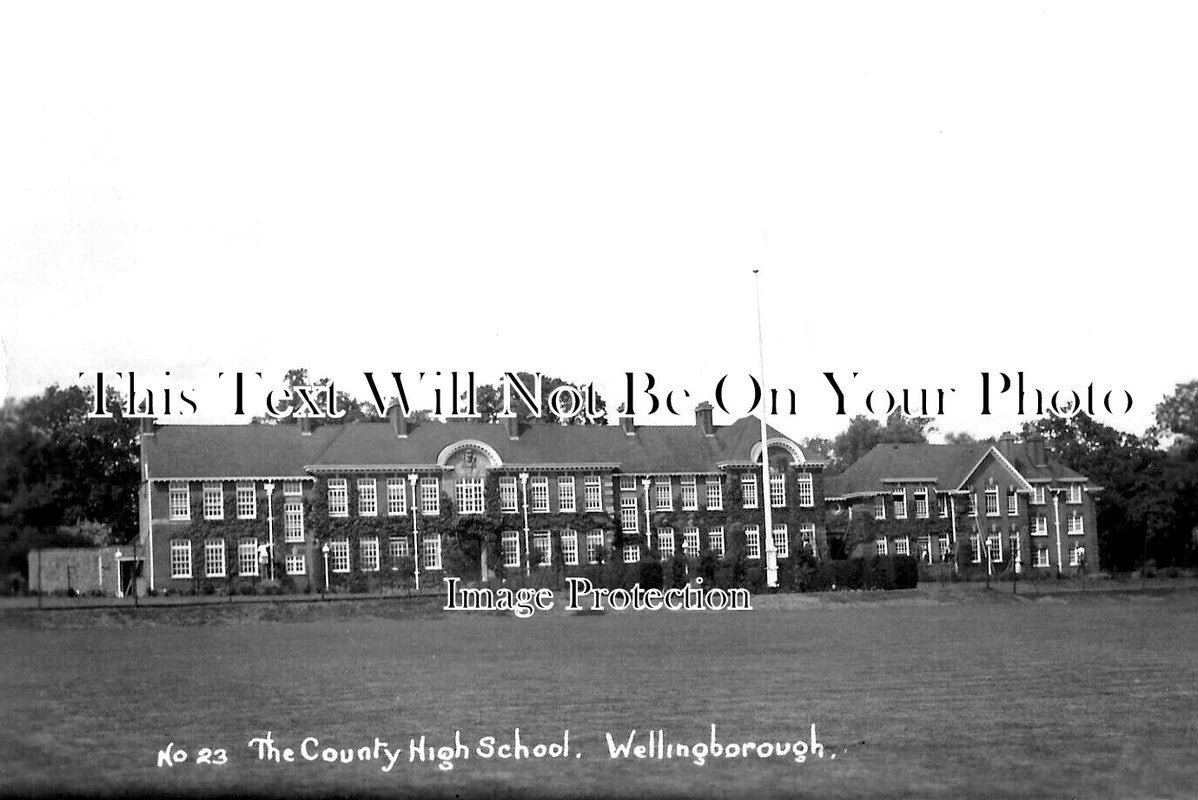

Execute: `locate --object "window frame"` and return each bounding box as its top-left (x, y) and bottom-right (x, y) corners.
top-left (327, 478), bottom-right (349, 518)
top-left (170, 540), bottom-right (191, 578)
top-left (169, 481), bottom-right (191, 521)
top-left (357, 478), bottom-right (378, 517)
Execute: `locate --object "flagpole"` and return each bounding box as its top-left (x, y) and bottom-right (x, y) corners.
top-left (754, 269), bottom-right (778, 588)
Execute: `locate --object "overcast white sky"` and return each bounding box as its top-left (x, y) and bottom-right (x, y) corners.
top-left (1, 2), bottom-right (1195, 443)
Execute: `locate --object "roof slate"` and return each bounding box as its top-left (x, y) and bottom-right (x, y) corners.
top-left (143, 417), bottom-right (803, 478)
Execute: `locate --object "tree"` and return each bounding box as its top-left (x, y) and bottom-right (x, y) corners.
top-left (250, 368), bottom-right (375, 426)
top-left (943, 431), bottom-right (978, 445)
top-left (831, 411), bottom-right (932, 470)
top-left (1153, 380), bottom-right (1198, 456)
top-left (473, 373), bottom-right (608, 425)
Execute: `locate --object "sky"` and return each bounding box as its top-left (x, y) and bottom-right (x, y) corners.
top-left (2, 2), bottom-right (1195, 444)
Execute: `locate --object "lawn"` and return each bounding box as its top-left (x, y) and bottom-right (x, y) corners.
top-left (1, 588), bottom-right (1196, 798)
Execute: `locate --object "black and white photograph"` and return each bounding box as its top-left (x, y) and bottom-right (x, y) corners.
top-left (1, 3), bottom-right (1196, 798)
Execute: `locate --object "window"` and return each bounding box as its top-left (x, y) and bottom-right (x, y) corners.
top-left (419, 477), bottom-right (440, 516)
top-left (239, 537), bottom-right (260, 576)
top-left (1035, 547), bottom-right (1051, 567)
top-left (358, 478), bottom-right (377, 516)
top-left (658, 528), bottom-right (675, 559)
top-left (170, 540), bottom-right (191, 578)
top-left (557, 477), bottom-right (576, 513)
top-left (1069, 543), bottom-right (1085, 566)
top-left (875, 538), bottom-right (887, 556)
top-left (561, 530), bottom-right (579, 566)
top-left (203, 482), bottom-right (224, 520)
top-left (797, 473), bottom-right (814, 507)
top-left (389, 536), bottom-right (410, 561)
top-left (741, 475), bottom-right (759, 509)
top-left (623, 544), bottom-right (640, 564)
top-left (800, 524), bottom-right (816, 554)
top-left (387, 477), bottom-right (407, 515)
top-left (455, 477), bottom-right (485, 515)
top-left (169, 482), bottom-right (190, 520)
top-left (422, 535), bottom-right (442, 570)
top-left (682, 528), bottom-right (700, 558)
top-left (619, 475), bottom-right (636, 492)
top-left (708, 527), bottom-right (725, 557)
top-left (286, 551), bottom-right (306, 575)
top-left (1007, 488), bottom-right (1018, 516)
top-left (586, 530), bottom-right (604, 564)
top-left (236, 482), bottom-right (256, 519)
top-left (1032, 486), bottom-right (1046, 505)
top-left (985, 487), bottom-right (1000, 516)
top-left (360, 537), bottom-right (379, 571)
top-left (968, 492), bottom-right (978, 517)
top-left (772, 524), bottom-right (789, 558)
top-left (655, 477), bottom-right (673, 511)
top-left (1067, 513), bottom-right (1084, 535)
top-left (204, 540), bottom-right (225, 577)
top-left (875, 495), bottom-right (886, 520)
top-left (681, 476), bottom-right (698, 510)
top-left (533, 531), bottom-right (551, 566)
top-left (913, 488), bottom-right (928, 519)
top-left (284, 501), bottom-right (304, 542)
top-left (893, 535), bottom-right (910, 556)
top-left (620, 494), bottom-right (639, 534)
top-left (745, 525), bottom-right (761, 559)
top-left (893, 488), bottom-right (907, 519)
top-left (499, 477), bottom-right (518, 512)
top-left (969, 534), bottom-right (981, 563)
top-left (584, 477), bottom-right (602, 511)
top-left (918, 534), bottom-right (933, 563)
top-left (329, 538), bottom-right (349, 573)
top-left (938, 493), bottom-right (950, 518)
top-left (502, 531), bottom-right (521, 568)
top-left (1033, 516), bottom-right (1048, 536)
top-left (769, 471), bottom-right (786, 507)
top-left (530, 477), bottom-right (549, 513)
top-left (284, 480), bottom-right (303, 497)
top-left (1067, 485), bottom-right (1083, 504)
top-left (706, 477), bottom-right (723, 510)
top-left (328, 479), bottom-right (348, 517)
top-left (938, 534), bottom-right (951, 561)
top-left (987, 536), bottom-right (1002, 564)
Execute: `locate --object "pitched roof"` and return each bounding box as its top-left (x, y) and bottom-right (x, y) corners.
top-left (826, 441), bottom-right (1088, 498)
top-left (143, 417), bottom-right (809, 478)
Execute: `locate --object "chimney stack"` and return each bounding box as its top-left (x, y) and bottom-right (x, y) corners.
top-left (695, 401), bottom-right (714, 436)
top-left (387, 401), bottom-right (409, 438)
top-left (620, 414), bottom-right (636, 436)
top-left (138, 417), bottom-right (157, 438)
top-left (298, 416), bottom-right (314, 436)
top-left (1027, 433), bottom-right (1046, 467)
top-left (998, 431), bottom-right (1015, 459)
top-left (505, 415), bottom-right (520, 440)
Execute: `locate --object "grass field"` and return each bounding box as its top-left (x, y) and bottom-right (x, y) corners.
top-left (1, 588), bottom-right (1196, 798)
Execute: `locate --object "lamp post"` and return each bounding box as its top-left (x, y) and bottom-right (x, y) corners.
top-left (113, 550), bottom-right (122, 599)
top-left (321, 542), bottom-right (330, 594)
top-left (408, 473), bottom-right (420, 591)
top-left (753, 269), bottom-right (778, 588)
top-left (1052, 491), bottom-right (1063, 578)
top-left (519, 473), bottom-right (530, 577)
top-left (264, 482), bottom-right (276, 581)
top-left (641, 477), bottom-right (653, 556)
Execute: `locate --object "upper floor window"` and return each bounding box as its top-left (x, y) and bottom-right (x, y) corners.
top-left (874, 494), bottom-right (886, 520)
top-left (235, 484), bottom-right (255, 521)
top-left (968, 492), bottom-right (978, 517)
top-left (584, 476), bottom-right (603, 511)
top-left (283, 480), bottom-right (303, 496)
top-left (386, 477), bottom-right (407, 516)
top-left (530, 477), bottom-right (549, 513)
top-left (557, 476), bottom-right (576, 513)
top-left (419, 477), bottom-right (440, 516)
top-left (681, 476), bottom-right (698, 510)
top-left (1067, 512), bottom-right (1084, 535)
top-left (1033, 516), bottom-right (1048, 536)
top-left (357, 478), bottom-right (377, 516)
top-left (203, 482), bottom-right (224, 520)
top-left (1032, 486), bottom-right (1046, 505)
top-left (913, 487), bottom-right (928, 519)
top-left (892, 488), bottom-right (907, 519)
top-left (984, 487), bottom-right (1000, 516)
top-left (1007, 488), bottom-right (1018, 516)
top-left (1067, 485), bottom-right (1083, 504)
top-left (797, 473), bottom-right (814, 507)
top-left (741, 475), bottom-right (759, 509)
top-left (284, 501), bottom-right (304, 542)
top-left (655, 477), bottom-right (673, 511)
top-left (456, 477), bottom-right (485, 515)
top-left (499, 476), bottom-right (518, 512)
top-left (327, 478), bottom-right (348, 517)
top-left (769, 471), bottom-right (786, 508)
top-left (706, 477), bottom-right (723, 510)
top-left (620, 494), bottom-right (639, 534)
top-left (168, 481), bottom-right (190, 520)
top-left (619, 475), bottom-right (636, 492)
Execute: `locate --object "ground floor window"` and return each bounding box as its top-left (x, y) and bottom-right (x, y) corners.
top-left (586, 530), bottom-right (604, 564)
top-left (204, 540), bottom-right (226, 577)
top-left (800, 524), bottom-right (816, 555)
top-left (658, 528), bottom-right (675, 559)
top-left (389, 536), bottom-right (410, 563)
top-left (875, 538), bottom-right (887, 556)
top-left (894, 536), bottom-right (910, 556)
top-left (1069, 543), bottom-right (1085, 567)
top-left (708, 527), bottom-right (725, 557)
top-left (170, 540), bottom-right (191, 578)
top-left (532, 531), bottom-right (551, 566)
top-left (501, 531), bottom-right (520, 568)
top-left (744, 525), bottom-right (760, 559)
top-left (682, 528), bottom-right (700, 558)
top-left (561, 530), bottom-right (578, 566)
top-left (285, 552), bottom-right (306, 575)
top-left (239, 537), bottom-right (260, 576)
top-left (422, 535), bottom-right (442, 570)
top-left (918, 535), bottom-right (933, 563)
top-left (1035, 547), bottom-right (1051, 568)
top-left (772, 524), bottom-right (789, 558)
top-left (330, 538), bottom-right (350, 573)
top-left (623, 544), bottom-right (639, 564)
top-left (360, 537), bottom-right (380, 571)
